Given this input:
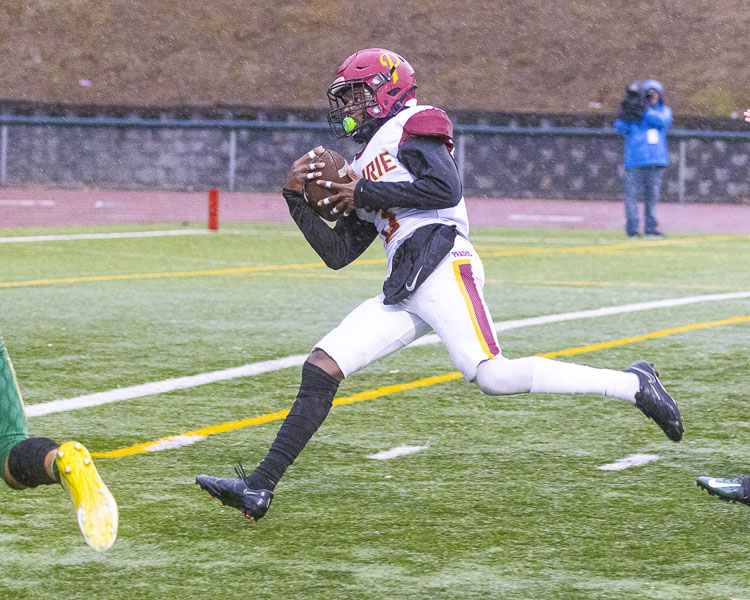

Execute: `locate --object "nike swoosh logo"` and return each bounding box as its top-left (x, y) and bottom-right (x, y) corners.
top-left (405, 266), bottom-right (423, 292)
top-left (630, 365), bottom-right (657, 384)
top-left (242, 489), bottom-right (265, 497)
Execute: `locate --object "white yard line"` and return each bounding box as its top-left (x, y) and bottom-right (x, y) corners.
top-left (367, 445), bottom-right (428, 460)
top-left (147, 434), bottom-right (207, 451)
top-left (597, 454), bottom-right (660, 471)
top-left (508, 214), bottom-right (585, 223)
top-left (26, 290), bottom-right (750, 418)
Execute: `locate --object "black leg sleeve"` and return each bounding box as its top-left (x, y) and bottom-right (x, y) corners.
top-left (247, 362), bottom-right (340, 490)
top-left (6, 437), bottom-right (60, 488)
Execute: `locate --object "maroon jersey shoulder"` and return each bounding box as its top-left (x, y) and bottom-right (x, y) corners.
top-left (400, 109), bottom-right (454, 146)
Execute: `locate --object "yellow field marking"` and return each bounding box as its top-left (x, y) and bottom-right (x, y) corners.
top-left (91, 314), bottom-right (750, 459)
top-left (94, 373), bottom-right (464, 458)
top-left (0, 259), bottom-right (387, 288)
top-left (537, 315), bottom-right (750, 358)
top-left (484, 278), bottom-right (738, 291)
top-left (476, 248), bottom-right (748, 259)
top-left (479, 234), bottom-right (737, 258)
top-left (273, 272), bottom-right (381, 281)
top-left (0, 262), bottom-right (318, 288)
top-left (1, 234), bottom-right (738, 289)
top-left (248, 270), bottom-right (740, 292)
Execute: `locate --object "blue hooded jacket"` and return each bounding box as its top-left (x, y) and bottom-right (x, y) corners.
top-left (614, 79), bottom-right (673, 168)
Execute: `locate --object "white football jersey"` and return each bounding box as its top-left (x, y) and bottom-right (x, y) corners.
top-left (351, 103), bottom-right (470, 268)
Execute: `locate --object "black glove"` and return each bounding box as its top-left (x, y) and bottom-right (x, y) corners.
top-left (617, 81), bottom-right (647, 122)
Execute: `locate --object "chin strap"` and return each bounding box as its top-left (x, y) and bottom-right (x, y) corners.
top-left (384, 85), bottom-right (418, 119)
top-left (352, 85), bottom-right (420, 143)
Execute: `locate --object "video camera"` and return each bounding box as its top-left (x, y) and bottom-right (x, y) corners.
top-left (617, 81), bottom-right (649, 122)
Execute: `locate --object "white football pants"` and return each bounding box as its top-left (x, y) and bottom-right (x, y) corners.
top-left (315, 235), bottom-right (638, 402)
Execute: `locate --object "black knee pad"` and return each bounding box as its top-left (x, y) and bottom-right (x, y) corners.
top-left (6, 437), bottom-right (59, 488)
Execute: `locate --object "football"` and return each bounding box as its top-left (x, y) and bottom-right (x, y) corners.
top-left (303, 149), bottom-right (352, 221)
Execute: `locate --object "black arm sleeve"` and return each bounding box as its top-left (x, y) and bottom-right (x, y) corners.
top-left (283, 189), bottom-right (379, 270)
top-left (353, 136), bottom-right (462, 211)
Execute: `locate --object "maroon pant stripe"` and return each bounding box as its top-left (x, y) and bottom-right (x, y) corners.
top-left (458, 262), bottom-right (500, 356)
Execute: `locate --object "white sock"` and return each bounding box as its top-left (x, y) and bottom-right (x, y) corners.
top-left (529, 356), bottom-right (638, 401)
top-left (475, 355), bottom-right (639, 402)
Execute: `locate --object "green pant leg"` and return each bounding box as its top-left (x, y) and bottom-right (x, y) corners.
top-left (0, 332), bottom-right (30, 480)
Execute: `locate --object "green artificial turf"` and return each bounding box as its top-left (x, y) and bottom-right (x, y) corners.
top-left (1, 223), bottom-right (748, 599)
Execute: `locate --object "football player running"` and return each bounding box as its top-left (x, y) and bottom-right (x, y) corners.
top-left (0, 330), bottom-right (118, 551)
top-left (196, 48), bottom-right (684, 521)
top-left (694, 106), bottom-right (750, 507)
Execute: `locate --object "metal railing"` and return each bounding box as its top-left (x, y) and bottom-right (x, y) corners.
top-left (2, 114), bottom-right (750, 201)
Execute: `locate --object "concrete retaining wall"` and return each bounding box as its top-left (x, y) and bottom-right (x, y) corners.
top-left (2, 108), bottom-right (749, 203)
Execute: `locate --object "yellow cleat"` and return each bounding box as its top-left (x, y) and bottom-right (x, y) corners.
top-left (55, 441), bottom-right (118, 552)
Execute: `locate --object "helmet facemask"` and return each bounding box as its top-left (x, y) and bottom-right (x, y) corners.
top-left (327, 71), bottom-right (393, 139)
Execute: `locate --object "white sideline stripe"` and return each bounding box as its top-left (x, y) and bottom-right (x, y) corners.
top-left (25, 355), bottom-right (308, 417)
top-left (471, 235), bottom-right (587, 243)
top-left (597, 454), bottom-right (660, 471)
top-left (0, 230), bottom-right (221, 243)
top-left (367, 445), bottom-right (428, 460)
top-left (0, 199), bottom-right (56, 207)
top-left (25, 290), bottom-right (750, 418)
top-left (409, 290), bottom-right (750, 347)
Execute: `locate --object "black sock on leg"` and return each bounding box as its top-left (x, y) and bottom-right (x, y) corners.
top-left (7, 437), bottom-right (60, 488)
top-left (245, 362), bottom-right (340, 491)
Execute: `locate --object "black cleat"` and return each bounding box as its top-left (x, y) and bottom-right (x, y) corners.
top-left (196, 465), bottom-right (273, 521)
top-left (696, 475), bottom-right (750, 506)
top-left (624, 360), bottom-right (684, 442)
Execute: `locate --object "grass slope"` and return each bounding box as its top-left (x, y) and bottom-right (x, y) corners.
top-left (2, 1), bottom-right (750, 115)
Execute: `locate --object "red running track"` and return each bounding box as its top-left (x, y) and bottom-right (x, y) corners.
top-left (0, 187), bottom-right (748, 234)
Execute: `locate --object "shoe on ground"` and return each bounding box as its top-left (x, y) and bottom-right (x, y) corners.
top-left (196, 472), bottom-right (273, 521)
top-left (626, 232), bottom-right (642, 238)
top-left (696, 475), bottom-right (750, 505)
top-left (644, 230), bottom-right (665, 238)
top-left (56, 441), bottom-right (118, 551)
top-left (624, 360), bottom-right (684, 442)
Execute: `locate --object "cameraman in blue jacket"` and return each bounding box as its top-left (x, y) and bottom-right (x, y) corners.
top-left (614, 79), bottom-right (673, 237)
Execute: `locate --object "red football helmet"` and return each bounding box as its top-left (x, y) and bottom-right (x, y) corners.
top-left (327, 48), bottom-right (418, 140)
